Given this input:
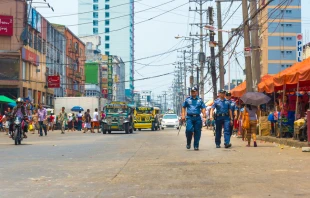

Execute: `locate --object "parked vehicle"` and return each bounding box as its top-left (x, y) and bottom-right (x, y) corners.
top-left (101, 102), bottom-right (135, 134)
top-left (161, 114), bottom-right (179, 130)
top-left (12, 117), bottom-right (23, 145)
top-left (134, 107), bottom-right (161, 131)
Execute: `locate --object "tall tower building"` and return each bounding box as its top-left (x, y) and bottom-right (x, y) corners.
top-left (259, 0), bottom-right (301, 75)
top-left (78, 0), bottom-right (134, 101)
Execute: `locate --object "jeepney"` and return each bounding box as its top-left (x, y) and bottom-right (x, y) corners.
top-left (101, 102), bottom-right (134, 134)
top-left (134, 107), bottom-right (161, 131)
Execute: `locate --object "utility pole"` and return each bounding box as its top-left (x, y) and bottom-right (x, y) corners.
top-left (189, 0), bottom-right (208, 101)
top-left (163, 91), bottom-right (167, 113)
top-left (216, 1), bottom-right (225, 89)
top-left (249, 0), bottom-right (260, 89)
top-left (183, 50), bottom-right (187, 99)
top-left (208, 7), bottom-right (217, 100)
top-left (190, 39), bottom-right (194, 88)
top-left (242, 0), bottom-right (253, 92)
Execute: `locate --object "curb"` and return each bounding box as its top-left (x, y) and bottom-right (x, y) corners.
top-left (256, 136), bottom-right (309, 148)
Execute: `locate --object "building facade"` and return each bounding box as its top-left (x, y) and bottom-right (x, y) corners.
top-left (78, 0), bottom-right (135, 101)
top-left (139, 90), bottom-right (152, 106)
top-left (53, 24), bottom-right (86, 97)
top-left (0, 1), bottom-right (58, 105)
top-left (259, 0), bottom-right (302, 76)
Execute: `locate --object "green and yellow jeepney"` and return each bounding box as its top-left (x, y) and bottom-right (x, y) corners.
top-left (134, 107), bottom-right (161, 131)
top-left (101, 101), bottom-right (134, 134)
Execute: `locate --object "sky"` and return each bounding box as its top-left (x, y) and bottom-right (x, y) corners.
top-left (34, 0), bottom-right (309, 104)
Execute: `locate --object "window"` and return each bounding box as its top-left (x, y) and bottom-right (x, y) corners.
top-left (105, 35), bottom-right (110, 41)
top-left (93, 12), bottom-right (98, 18)
top-left (105, 51), bottom-right (110, 55)
top-left (34, 35), bottom-right (38, 50)
top-left (286, 51), bottom-right (292, 54)
top-left (93, 28), bottom-right (98, 34)
top-left (286, 10), bottom-right (292, 13)
top-left (22, 62), bottom-right (26, 80)
top-left (105, 20), bottom-right (110, 26)
top-left (93, 4), bottom-right (98, 11)
top-left (105, 28), bottom-right (109, 33)
top-left (105, 4), bottom-right (109, 9)
top-left (93, 20), bottom-right (98, 26)
top-left (93, 0), bottom-right (98, 2)
top-left (105, 0), bottom-right (109, 2)
top-left (105, 43), bottom-right (110, 49)
top-left (28, 32), bottom-right (33, 47)
top-left (105, 12), bottom-right (110, 18)
top-left (37, 37), bottom-right (42, 53)
top-left (281, 65), bottom-right (285, 68)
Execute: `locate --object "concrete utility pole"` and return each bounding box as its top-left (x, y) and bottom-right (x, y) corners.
top-left (208, 7), bottom-right (218, 100)
top-left (249, 0), bottom-right (260, 89)
top-left (163, 91), bottom-right (167, 113)
top-left (189, 0), bottom-right (208, 101)
top-left (191, 39), bottom-right (195, 88)
top-left (242, 0), bottom-right (253, 92)
top-left (183, 50), bottom-right (187, 99)
top-left (216, 1), bottom-right (225, 89)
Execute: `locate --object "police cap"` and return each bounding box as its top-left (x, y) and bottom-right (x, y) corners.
top-left (218, 89), bottom-right (226, 94)
top-left (191, 86), bottom-right (198, 92)
top-left (226, 91), bottom-right (232, 96)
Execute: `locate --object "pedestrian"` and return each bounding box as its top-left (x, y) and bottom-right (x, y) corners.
top-left (0, 112), bottom-right (3, 132)
top-left (6, 107), bottom-right (14, 138)
top-left (242, 104), bottom-right (260, 147)
top-left (72, 113), bottom-right (76, 131)
top-left (48, 113), bottom-right (55, 132)
top-left (210, 89), bottom-right (234, 149)
top-left (58, 107), bottom-right (68, 134)
top-left (38, 103), bottom-right (47, 136)
top-left (92, 108), bottom-right (100, 133)
top-left (68, 113), bottom-right (73, 131)
top-left (181, 86), bottom-right (206, 150)
top-left (32, 109), bottom-right (39, 134)
top-left (83, 109), bottom-right (92, 133)
top-left (225, 91), bottom-right (236, 136)
top-left (77, 111), bottom-right (83, 131)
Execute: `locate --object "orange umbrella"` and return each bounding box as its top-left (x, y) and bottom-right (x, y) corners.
top-left (231, 81), bottom-right (246, 97)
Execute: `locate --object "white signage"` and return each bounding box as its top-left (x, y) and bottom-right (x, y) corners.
top-left (244, 47), bottom-right (251, 57)
top-left (296, 33), bottom-right (303, 62)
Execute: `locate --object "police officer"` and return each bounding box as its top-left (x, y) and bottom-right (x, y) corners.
top-left (225, 91), bottom-right (236, 136)
top-left (210, 89), bottom-right (233, 148)
top-left (181, 87), bottom-right (206, 150)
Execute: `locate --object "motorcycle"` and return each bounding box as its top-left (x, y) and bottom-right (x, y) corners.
top-left (299, 117), bottom-right (308, 142)
top-left (12, 117), bottom-right (24, 145)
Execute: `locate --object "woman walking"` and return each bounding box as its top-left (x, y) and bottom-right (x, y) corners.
top-left (242, 104), bottom-right (260, 147)
top-left (77, 111), bottom-right (83, 131)
top-left (32, 109), bottom-right (39, 135)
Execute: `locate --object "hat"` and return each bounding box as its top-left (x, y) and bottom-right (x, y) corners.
top-left (218, 89), bottom-right (226, 93)
top-left (191, 86), bottom-right (198, 92)
top-left (226, 91), bottom-right (231, 96)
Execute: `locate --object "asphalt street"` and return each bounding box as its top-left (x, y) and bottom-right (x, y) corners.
top-left (0, 128), bottom-right (310, 198)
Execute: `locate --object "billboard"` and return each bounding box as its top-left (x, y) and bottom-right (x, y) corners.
top-left (27, 5), bottom-right (41, 32)
top-left (296, 33), bottom-right (303, 62)
top-left (48, 76), bottom-right (60, 88)
top-left (21, 48), bottom-right (39, 66)
top-left (0, 15), bottom-right (13, 36)
top-left (107, 56), bottom-right (113, 99)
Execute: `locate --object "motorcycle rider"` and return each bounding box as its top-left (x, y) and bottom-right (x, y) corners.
top-left (12, 98), bottom-right (28, 138)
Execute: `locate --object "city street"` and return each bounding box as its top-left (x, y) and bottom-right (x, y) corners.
top-left (0, 128), bottom-right (310, 198)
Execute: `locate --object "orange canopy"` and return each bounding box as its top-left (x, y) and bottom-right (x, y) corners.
top-left (257, 74), bottom-right (274, 93)
top-left (295, 58), bottom-right (310, 86)
top-left (231, 81), bottom-right (246, 97)
top-left (272, 58), bottom-right (310, 90)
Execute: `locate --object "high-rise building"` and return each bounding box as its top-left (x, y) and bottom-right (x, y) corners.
top-left (78, 0), bottom-right (134, 101)
top-left (259, 0), bottom-right (301, 76)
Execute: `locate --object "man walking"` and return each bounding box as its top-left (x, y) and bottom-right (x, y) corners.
top-left (210, 89), bottom-right (233, 148)
top-left (83, 109), bottom-right (92, 133)
top-left (38, 103), bottom-right (47, 136)
top-left (58, 107), bottom-right (68, 134)
top-left (225, 91), bottom-right (236, 136)
top-left (181, 87), bottom-right (206, 150)
top-left (92, 108), bottom-right (100, 133)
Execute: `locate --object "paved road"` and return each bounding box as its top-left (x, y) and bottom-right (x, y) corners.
top-left (0, 128), bottom-right (309, 198)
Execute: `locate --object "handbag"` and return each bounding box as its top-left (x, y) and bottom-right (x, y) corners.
top-left (242, 107), bottom-right (250, 130)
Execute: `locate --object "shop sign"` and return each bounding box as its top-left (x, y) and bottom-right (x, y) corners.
top-left (244, 47), bottom-right (251, 57)
top-left (0, 15), bottom-right (13, 36)
top-left (22, 48), bottom-right (39, 66)
top-left (296, 33), bottom-right (303, 62)
top-left (48, 76), bottom-right (60, 88)
top-left (107, 56), bottom-right (113, 97)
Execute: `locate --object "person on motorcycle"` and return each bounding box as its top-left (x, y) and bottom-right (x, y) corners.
top-left (12, 98), bottom-right (28, 138)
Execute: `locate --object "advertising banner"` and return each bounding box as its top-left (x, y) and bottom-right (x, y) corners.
top-left (48, 76), bottom-right (60, 88)
top-left (296, 33), bottom-right (303, 62)
top-left (21, 48), bottom-right (39, 66)
top-left (0, 15), bottom-right (13, 36)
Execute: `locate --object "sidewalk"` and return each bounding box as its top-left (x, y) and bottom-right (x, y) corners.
top-left (256, 135), bottom-right (309, 148)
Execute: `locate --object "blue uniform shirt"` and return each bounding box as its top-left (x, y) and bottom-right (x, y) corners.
top-left (212, 98), bottom-right (231, 115)
top-left (229, 100), bottom-right (236, 113)
top-left (183, 96), bottom-right (206, 115)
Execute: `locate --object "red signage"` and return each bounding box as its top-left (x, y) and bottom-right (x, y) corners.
top-left (22, 48), bottom-right (39, 66)
top-left (0, 15), bottom-right (13, 36)
top-left (48, 76), bottom-right (60, 88)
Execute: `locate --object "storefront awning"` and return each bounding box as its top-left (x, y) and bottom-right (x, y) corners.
top-left (258, 74), bottom-right (274, 93)
top-left (231, 81), bottom-right (246, 97)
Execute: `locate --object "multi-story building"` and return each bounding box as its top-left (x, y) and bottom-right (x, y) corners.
top-left (139, 90), bottom-right (152, 106)
top-left (259, 0), bottom-right (302, 76)
top-left (0, 1), bottom-right (60, 105)
top-left (53, 24), bottom-right (86, 97)
top-left (78, 0), bottom-right (135, 101)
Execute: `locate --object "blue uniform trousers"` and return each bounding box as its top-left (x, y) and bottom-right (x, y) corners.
top-left (215, 118), bottom-right (231, 146)
top-left (185, 116), bottom-right (202, 147)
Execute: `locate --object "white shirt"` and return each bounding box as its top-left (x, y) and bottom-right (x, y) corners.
top-left (93, 112), bottom-right (99, 121)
